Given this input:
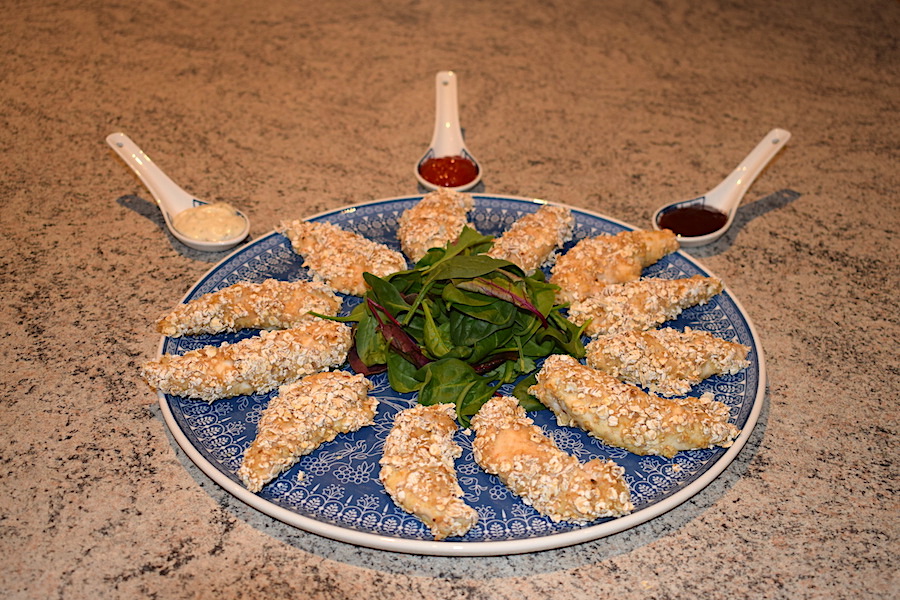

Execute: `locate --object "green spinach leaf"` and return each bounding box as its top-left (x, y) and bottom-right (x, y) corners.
top-left (346, 229), bottom-right (586, 425)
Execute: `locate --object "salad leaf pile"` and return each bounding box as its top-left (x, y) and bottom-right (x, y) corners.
top-left (334, 227), bottom-right (588, 426)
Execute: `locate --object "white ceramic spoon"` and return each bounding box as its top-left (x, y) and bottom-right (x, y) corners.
top-left (651, 128), bottom-right (791, 247)
top-left (414, 71), bottom-right (483, 192)
top-left (106, 132), bottom-right (250, 252)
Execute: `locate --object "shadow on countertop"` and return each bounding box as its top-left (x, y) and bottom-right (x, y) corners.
top-left (682, 189), bottom-right (801, 258)
top-left (116, 194), bottom-right (252, 263)
top-left (152, 388), bottom-right (770, 577)
top-left (140, 188), bottom-right (777, 576)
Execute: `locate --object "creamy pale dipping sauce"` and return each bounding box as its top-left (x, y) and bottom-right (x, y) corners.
top-left (172, 203), bottom-right (246, 242)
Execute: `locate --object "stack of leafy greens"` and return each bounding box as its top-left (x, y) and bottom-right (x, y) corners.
top-left (335, 227), bottom-right (587, 426)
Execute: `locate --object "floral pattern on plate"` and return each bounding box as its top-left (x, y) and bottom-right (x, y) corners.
top-left (158, 195), bottom-right (763, 556)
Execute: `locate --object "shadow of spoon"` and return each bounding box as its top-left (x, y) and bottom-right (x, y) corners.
top-left (681, 188), bottom-right (802, 257)
top-left (115, 194), bottom-right (243, 262)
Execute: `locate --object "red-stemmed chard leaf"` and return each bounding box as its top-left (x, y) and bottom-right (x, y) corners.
top-left (472, 351), bottom-right (520, 374)
top-left (457, 278), bottom-right (549, 328)
top-left (367, 298), bottom-right (432, 369)
top-left (347, 345), bottom-right (387, 375)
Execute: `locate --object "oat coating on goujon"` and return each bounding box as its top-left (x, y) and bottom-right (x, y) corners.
top-left (567, 275), bottom-right (724, 337)
top-left (379, 404), bottom-right (478, 540)
top-left (238, 371), bottom-right (377, 493)
top-left (397, 188), bottom-right (474, 262)
top-left (471, 395), bottom-right (633, 523)
top-left (550, 229), bottom-right (679, 304)
top-left (586, 327), bottom-right (750, 397)
top-left (486, 204), bottom-right (574, 275)
top-left (279, 219), bottom-right (407, 296)
top-left (529, 355), bottom-right (740, 458)
top-left (156, 278), bottom-right (341, 337)
top-left (141, 319), bottom-right (353, 402)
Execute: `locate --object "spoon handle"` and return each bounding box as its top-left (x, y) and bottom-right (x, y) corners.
top-left (709, 128), bottom-right (792, 206)
top-left (429, 71), bottom-right (466, 157)
top-left (105, 132), bottom-right (197, 214)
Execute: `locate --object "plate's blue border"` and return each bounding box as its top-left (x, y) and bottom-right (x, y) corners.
top-left (156, 194), bottom-right (765, 555)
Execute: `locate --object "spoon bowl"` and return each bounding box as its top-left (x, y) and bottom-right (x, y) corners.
top-left (414, 71), bottom-right (483, 192)
top-left (652, 128), bottom-right (791, 247)
top-left (106, 132), bottom-right (250, 252)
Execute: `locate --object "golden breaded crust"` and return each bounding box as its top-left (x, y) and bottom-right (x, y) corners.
top-left (140, 319), bottom-right (353, 402)
top-left (397, 189), bottom-right (474, 262)
top-left (567, 275), bottom-right (724, 336)
top-left (486, 204), bottom-right (574, 275)
top-left (379, 403), bottom-right (478, 540)
top-left (550, 229), bottom-right (679, 303)
top-left (472, 395), bottom-right (632, 522)
top-left (156, 278), bottom-right (341, 337)
top-left (586, 327), bottom-right (750, 396)
top-left (279, 220), bottom-right (407, 296)
top-left (238, 371), bottom-right (377, 492)
top-left (529, 355), bottom-right (740, 458)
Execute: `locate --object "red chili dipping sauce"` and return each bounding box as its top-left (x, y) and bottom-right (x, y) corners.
top-left (658, 205), bottom-right (728, 237)
top-left (418, 155), bottom-right (479, 188)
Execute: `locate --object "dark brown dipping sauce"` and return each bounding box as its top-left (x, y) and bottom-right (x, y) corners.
top-left (418, 155), bottom-right (479, 188)
top-left (658, 205), bottom-right (728, 237)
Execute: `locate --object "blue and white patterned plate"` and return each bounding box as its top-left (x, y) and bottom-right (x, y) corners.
top-left (157, 195), bottom-right (765, 556)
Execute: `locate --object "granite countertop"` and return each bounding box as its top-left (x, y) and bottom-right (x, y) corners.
top-left (2, 0), bottom-right (897, 598)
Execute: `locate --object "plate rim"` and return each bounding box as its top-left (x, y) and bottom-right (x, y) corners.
top-left (156, 193), bottom-right (766, 556)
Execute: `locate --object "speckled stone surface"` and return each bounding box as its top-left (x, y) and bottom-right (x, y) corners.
top-left (1, 0), bottom-right (897, 598)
